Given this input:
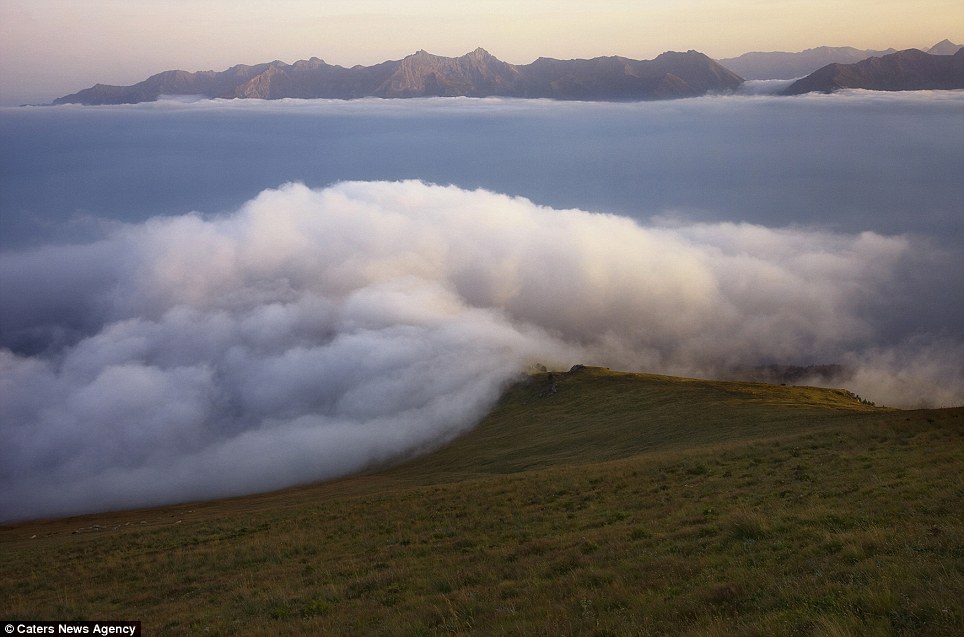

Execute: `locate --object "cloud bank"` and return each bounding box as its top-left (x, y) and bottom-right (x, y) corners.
top-left (5, 92), bottom-right (964, 251)
top-left (1, 180), bottom-right (961, 521)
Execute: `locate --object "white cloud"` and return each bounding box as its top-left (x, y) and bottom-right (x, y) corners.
top-left (1, 180), bottom-right (960, 521)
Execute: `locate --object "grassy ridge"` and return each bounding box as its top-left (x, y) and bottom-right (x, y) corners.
top-left (2, 368), bottom-right (962, 636)
top-left (388, 367), bottom-right (885, 479)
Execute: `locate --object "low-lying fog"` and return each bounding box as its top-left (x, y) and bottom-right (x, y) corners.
top-left (1, 91), bottom-right (962, 521)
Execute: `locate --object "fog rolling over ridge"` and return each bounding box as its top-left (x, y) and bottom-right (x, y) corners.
top-left (1, 92), bottom-right (963, 521)
top-left (2, 180), bottom-right (962, 522)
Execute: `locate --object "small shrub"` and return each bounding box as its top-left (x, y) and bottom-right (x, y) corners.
top-left (629, 527), bottom-right (651, 540)
top-left (268, 604), bottom-right (291, 620)
top-left (686, 464), bottom-right (709, 476)
top-left (580, 539), bottom-right (600, 554)
top-left (300, 598), bottom-right (331, 618)
top-left (705, 582), bottom-right (745, 610)
top-left (726, 508), bottom-right (770, 540)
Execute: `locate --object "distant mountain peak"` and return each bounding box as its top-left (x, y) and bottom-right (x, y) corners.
top-left (928, 39), bottom-right (963, 55)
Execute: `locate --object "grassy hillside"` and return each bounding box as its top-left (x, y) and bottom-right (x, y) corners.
top-left (2, 367), bottom-right (962, 636)
top-left (388, 366), bottom-right (885, 479)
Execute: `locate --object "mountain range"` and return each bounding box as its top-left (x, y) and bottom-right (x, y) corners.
top-left (720, 39), bottom-right (961, 79)
top-left (783, 47), bottom-right (964, 94)
top-left (51, 40), bottom-right (964, 105)
top-left (53, 48), bottom-right (743, 105)
top-left (720, 46), bottom-right (897, 80)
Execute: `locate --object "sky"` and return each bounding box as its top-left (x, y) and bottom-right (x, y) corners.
top-left (1, 0), bottom-right (962, 105)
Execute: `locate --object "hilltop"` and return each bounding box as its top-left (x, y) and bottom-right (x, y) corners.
top-left (3, 366), bottom-right (962, 635)
top-left (52, 48), bottom-right (743, 104)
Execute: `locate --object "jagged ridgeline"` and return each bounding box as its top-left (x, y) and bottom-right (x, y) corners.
top-left (53, 48), bottom-right (744, 104)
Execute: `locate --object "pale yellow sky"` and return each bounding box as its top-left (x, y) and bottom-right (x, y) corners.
top-left (1, 0), bottom-right (961, 104)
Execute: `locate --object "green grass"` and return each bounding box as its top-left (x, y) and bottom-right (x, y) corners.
top-left (2, 367), bottom-right (962, 636)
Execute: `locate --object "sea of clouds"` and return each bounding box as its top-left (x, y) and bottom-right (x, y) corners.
top-left (2, 180), bottom-right (962, 521)
top-left (1, 92), bottom-right (962, 521)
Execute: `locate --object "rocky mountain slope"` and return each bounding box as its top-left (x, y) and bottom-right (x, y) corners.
top-left (53, 48), bottom-right (743, 104)
top-left (783, 47), bottom-right (964, 94)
